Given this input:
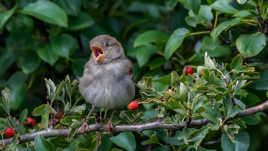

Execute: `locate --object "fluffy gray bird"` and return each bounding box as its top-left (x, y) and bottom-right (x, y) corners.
top-left (79, 35), bottom-right (135, 127)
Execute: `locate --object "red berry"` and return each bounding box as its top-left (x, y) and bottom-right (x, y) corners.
top-left (128, 101), bottom-right (139, 110)
top-left (185, 67), bottom-right (193, 75)
top-left (25, 117), bottom-right (35, 127)
top-left (4, 127), bottom-right (14, 138)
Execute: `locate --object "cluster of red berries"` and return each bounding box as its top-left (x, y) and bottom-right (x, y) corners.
top-left (4, 117), bottom-right (35, 138)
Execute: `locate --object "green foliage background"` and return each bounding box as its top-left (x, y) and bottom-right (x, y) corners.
top-left (1, 0), bottom-right (268, 150)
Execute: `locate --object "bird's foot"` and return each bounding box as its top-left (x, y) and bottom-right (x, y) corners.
top-left (80, 122), bottom-right (88, 133)
top-left (105, 111), bottom-right (115, 133)
top-left (80, 105), bottom-right (96, 133)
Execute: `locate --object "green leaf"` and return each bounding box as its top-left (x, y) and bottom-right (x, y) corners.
top-left (186, 5), bottom-right (213, 27)
top-left (136, 44), bottom-right (158, 67)
top-left (37, 44), bottom-right (59, 65)
top-left (165, 28), bottom-right (189, 60)
top-left (211, 18), bottom-right (241, 39)
top-left (141, 110), bottom-right (158, 120)
top-left (189, 0), bottom-right (201, 14)
top-left (22, 0), bottom-right (68, 27)
top-left (133, 30), bottom-right (169, 48)
top-left (221, 130), bottom-right (249, 151)
top-left (0, 6), bottom-right (16, 30)
top-left (221, 132), bottom-right (235, 151)
top-left (72, 58), bottom-right (87, 77)
top-left (230, 55), bottom-right (243, 70)
top-left (7, 72), bottom-right (27, 110)
top-left (51, 34), bottom-right (77, 58)
top-left (234, 10), bottom-right (252, 18)
top-left (236, 32), bottom-right (266, 58)
top-left (57, 0), bottom-right (81, 16)
top-left (17, 52), bottom-right (41, 74)
top-left (68, 12), bottom-right (94, 30)
top-left (253, 70), bottom-right (268, 90)
top-left (204, 53), bottom-right (216, 69)
top-left (32, 104), bottom-right (51, 128)
top-left (34, 135), bottom-right (56, 151)
top-left (202, 36), bottom-right (231, 57)
top-left (235, 131), bottom-right (250, 151)
top-left (0, 50), bottom-right (17, 77)
top-left (154, 146), bottom-right (171, 151)
top-left (210, 0), bottom-right (238, 14)
top-left (110, 132), bottom-right (136, 151)
top-left (99, 135), bottom-right (112, 151)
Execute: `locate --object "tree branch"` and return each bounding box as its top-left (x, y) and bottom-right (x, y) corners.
top-left (1, 101), bottom-right (268, 146)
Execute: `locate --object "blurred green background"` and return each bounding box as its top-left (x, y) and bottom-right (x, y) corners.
top-left (1, 0), bottom-right (268, 150)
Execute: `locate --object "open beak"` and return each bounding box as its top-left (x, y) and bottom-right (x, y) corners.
top-left (91, 46), bottom-right (104, 62)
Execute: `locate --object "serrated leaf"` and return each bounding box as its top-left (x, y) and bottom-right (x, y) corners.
top-left (22, 0), bottom-right (68, 27)
top-left (236, 32), bottom-right (266, 58)
top-left (165, 28), bottom-right (189, 60)
top-left (110, 132), bottom-right (136, 151)
top-left (204, 53), bottom-right (216, 69)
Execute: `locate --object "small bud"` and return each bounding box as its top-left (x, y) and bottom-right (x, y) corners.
top-left (24, 117), bottom-right (35, 127)
top-left (4, 127), bottom-right (14, 138)
top-left (185, 67), bottom-right (193, 75)
top-left (128, 100), bottom-right (139, 110)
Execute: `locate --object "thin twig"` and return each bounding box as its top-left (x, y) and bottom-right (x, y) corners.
top-left (1, 101), bottom-right (268, 146)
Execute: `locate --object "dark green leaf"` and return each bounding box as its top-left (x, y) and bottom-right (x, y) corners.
top-left (136, 44), bottom-right (158, 67)
top-left (211, 18), bottom-right (241, 39)
top-left (211, 0), bottom-right (238, 14)
top-left (18, 52), bottom-right (41, 74)
top-left (69, 12), bottom-right (94, 30)
top-left (236, 32), bottom-right (266, 58)
top-left (0, 6), bottom-right (16, 30)
top-left (34, 135), bottom-right (56, 151)
top-left (110, 132), bottom-right (136, 151)
top-left (189, 0), bottom-right (201, 14)
top-left (0, 51), bottom-right (17, 77)
top-left (133, 30), bottom-right (169, 48)
top-left (37, 44), bottom-right (59, 65)
top-left (22, 0), bottom-right (68, 27)
top-left (7, 72), bottom-right (27, 110)
top-left (221, 130), bottom-right (250, 151)
top-left (51, 34), bottom-right (77, 58)
top-left (253, 70), bottom-right (268, 90)
top-left (72, 58), bottom-right (87, 77)
top-left (57, 0), bottom-right (81, 16)
top-left (165, 28), bottom-right (189, 60)
top-left (221, 132), bottom-right (234, 151)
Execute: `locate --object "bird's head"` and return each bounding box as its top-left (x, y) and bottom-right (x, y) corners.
top-left (89, 35), bottom-right (125, 64)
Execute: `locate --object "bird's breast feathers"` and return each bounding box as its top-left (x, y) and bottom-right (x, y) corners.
top-left (79, 59), bottom-right (135, 109)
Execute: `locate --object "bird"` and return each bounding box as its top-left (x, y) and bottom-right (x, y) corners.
top-left (79, 34), bottom-right (135, 129)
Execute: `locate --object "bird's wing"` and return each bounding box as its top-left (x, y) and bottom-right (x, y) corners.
top-left (122, 58), bottom-right (134, 79)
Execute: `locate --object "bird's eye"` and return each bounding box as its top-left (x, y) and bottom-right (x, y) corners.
top-left (104, 42), bottom-right (110, 47)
